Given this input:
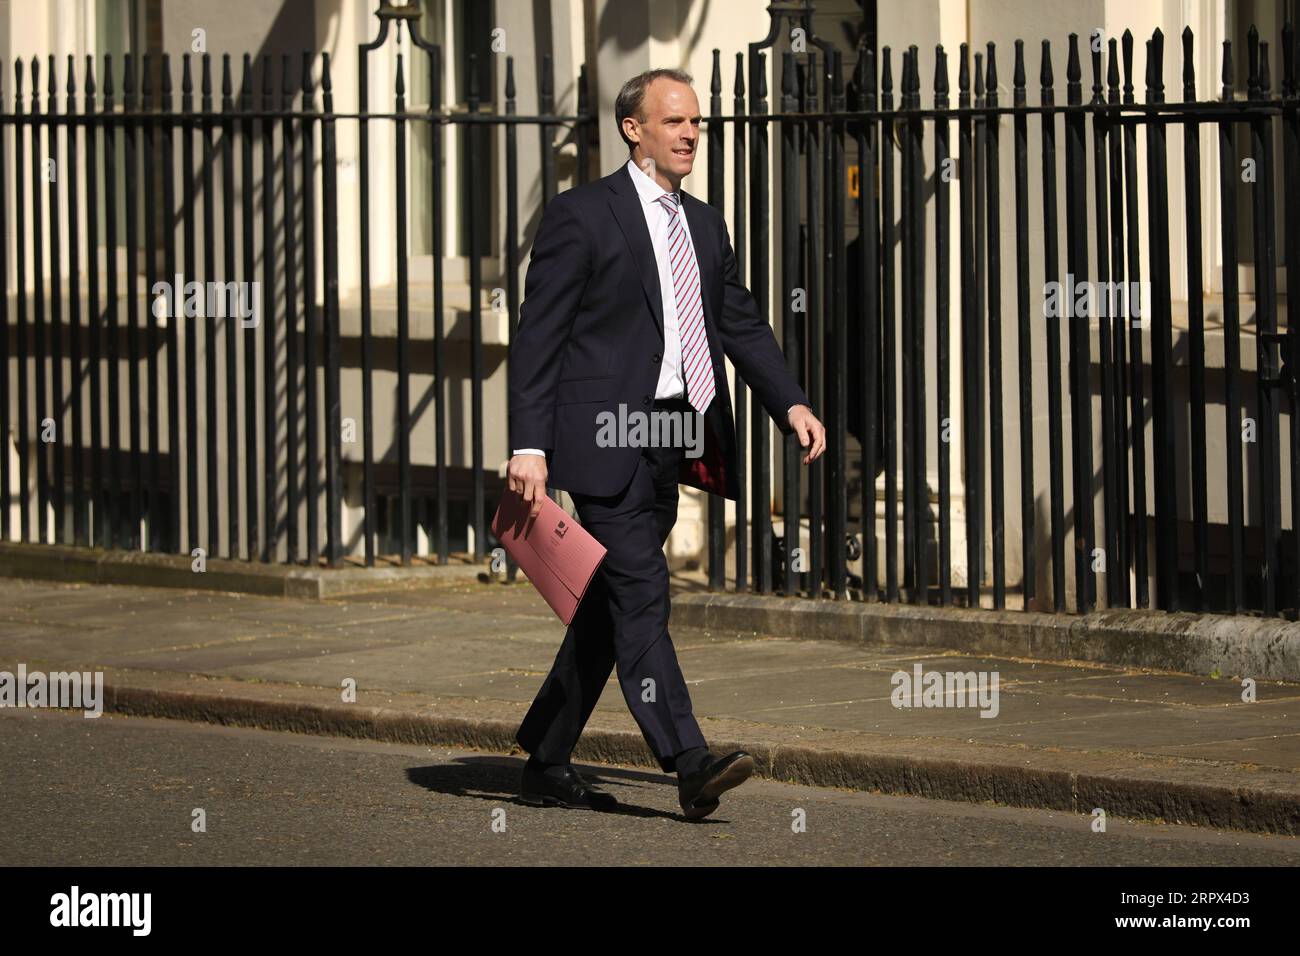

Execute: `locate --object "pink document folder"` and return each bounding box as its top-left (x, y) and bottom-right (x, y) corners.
top-left (491, 491), bottom-right (607, 625)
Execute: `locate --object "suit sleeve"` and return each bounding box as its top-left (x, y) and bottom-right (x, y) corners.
top-left (508, 195), bottom-right (593, 452)
top-left (716, 213), bottom-right (811, 436)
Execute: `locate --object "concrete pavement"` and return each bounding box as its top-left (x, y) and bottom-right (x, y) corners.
top-left (0, 576), bottom-right (1298, 833)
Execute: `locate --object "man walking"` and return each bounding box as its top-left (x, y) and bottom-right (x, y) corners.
top-left (507, 68), bottom-right (825, 819)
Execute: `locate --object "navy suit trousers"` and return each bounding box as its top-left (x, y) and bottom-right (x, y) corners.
top-left (515, 432), bottom-right (707, 773)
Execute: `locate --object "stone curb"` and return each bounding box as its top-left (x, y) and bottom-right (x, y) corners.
top-left (672, 592), bottom-right (1300, 682)
top-left (0, 542), bottom-right (484, 599)
top-left (84, 672), bottom-right (1300, 836)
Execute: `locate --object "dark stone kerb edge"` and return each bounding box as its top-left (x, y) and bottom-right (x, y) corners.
top-left (102, 683), bottom-right (1300, 835)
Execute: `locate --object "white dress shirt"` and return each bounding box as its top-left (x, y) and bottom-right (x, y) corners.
top-left (630, 156), bottom-right (694, 402)
top-left (513, 157), bottom-right (798, 458)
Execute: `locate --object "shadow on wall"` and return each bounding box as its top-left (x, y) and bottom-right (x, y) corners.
top-left (594, 0), bottom-right (872, 63)
top-left (597, 0), bottom-right (713, 57)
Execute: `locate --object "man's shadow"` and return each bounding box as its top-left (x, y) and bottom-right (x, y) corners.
top-left (405, 756), bottom-right (728, 823)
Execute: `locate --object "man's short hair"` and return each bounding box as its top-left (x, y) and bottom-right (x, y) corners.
top-left (614, 68), bottom-right (694, 150)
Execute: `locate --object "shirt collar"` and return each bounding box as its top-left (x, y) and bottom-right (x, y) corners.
top-left (626, 157), bottom-right (678, 208)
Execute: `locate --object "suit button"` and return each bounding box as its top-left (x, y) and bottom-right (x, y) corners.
top-left (651, 353), bottom-right (661, 364)
top-left (642, 395), bottom-right (651, 406)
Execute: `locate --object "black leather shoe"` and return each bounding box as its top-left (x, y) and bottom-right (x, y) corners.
top-left (520, 763), bottom-right (619, 811)
top-left (677, 750), bottom-right (755, 820)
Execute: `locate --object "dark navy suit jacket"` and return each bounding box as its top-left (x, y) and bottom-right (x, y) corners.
top-left (508, 163), bottom-right (811, 502)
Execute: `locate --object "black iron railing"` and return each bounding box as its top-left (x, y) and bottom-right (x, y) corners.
top-left (0, 49), bottom-right (346, 564)
top-left (2, 0), bottom-right (1298, 623)
top-left (0, 4), bottom-right (594, 569)
top-left (708, 8), bottom-right (1299, 618)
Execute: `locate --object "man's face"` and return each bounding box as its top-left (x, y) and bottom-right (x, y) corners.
top-left (625, 78), bottom-right (701, 185)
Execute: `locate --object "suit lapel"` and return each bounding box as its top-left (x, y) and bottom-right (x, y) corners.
top-left (606, 165), bottom-right (664, 338)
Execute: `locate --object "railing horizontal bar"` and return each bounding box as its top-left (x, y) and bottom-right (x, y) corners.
top-left (701, 102), bottom-right (1294, 120)
top-left (0, 111), bottom-right (598, 123)
top-left (0, 101), bottom-right (1287, 126)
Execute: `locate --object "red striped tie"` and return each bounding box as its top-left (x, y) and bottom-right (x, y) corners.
top-left (656, 193), bottom-right (715, 415)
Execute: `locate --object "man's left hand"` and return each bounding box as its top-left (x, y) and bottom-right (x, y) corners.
top-left (788, 404), bottom-right (826, 465)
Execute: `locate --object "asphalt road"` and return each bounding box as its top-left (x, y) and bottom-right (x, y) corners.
top-left (2, 708), bottom-right (1297, 866)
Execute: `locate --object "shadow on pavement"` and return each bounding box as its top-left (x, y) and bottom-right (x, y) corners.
top-left (404, 755), bottom-right (730, 823)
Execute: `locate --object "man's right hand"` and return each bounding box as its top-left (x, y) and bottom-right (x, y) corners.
top-left (507, 454), bottom-right (549, 516)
